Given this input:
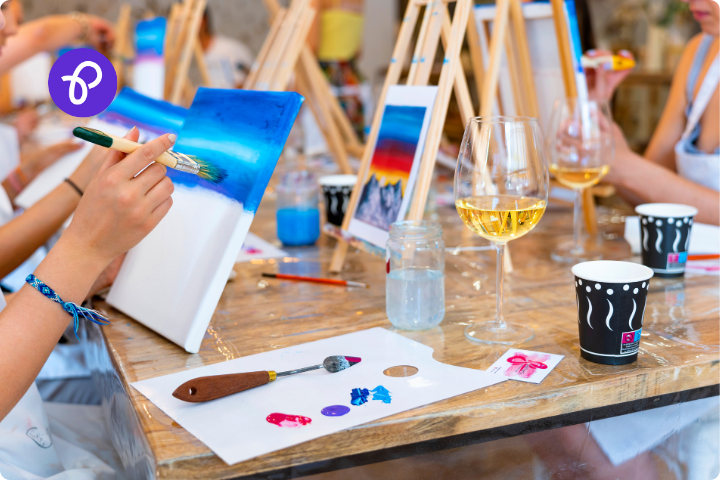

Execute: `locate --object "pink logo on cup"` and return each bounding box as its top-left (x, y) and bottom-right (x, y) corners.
top-left (622, 332), bottom-right (635, 344)
top-left (48, 48), bottom-right (117, 118)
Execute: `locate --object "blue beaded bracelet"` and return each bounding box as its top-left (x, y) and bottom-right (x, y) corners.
top-left (26, 274), bottom-right (110, 339)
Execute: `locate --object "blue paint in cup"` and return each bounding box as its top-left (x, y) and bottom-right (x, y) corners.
top-left (276, 171), bottom-right (320, 246)
top-left (276, 208), bottom-right (320, 246)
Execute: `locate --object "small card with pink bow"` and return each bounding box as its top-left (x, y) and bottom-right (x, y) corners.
top-left (487, 349), bottom-right (564, 384)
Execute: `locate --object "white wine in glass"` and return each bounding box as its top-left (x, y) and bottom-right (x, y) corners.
top-left (547, 98), bottom-right (614, 263)
top-left (454, 117), bottom-right (549, 345)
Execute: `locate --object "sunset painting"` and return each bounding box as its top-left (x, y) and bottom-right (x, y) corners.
top-left (355, 104), bottom-right (427, 230)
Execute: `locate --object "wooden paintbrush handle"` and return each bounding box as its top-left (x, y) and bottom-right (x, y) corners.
top-left (105, 132), bottom-right (180, 170)
top-left (73, 127), bottom-right (180, 169)
top-left (172, 371), bottom-right (272, 403)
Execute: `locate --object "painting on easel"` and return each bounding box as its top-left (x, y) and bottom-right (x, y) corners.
top-left (347, 86), bottom-right (437, 247)
top-left (133, 17), bottom-right (166, 100)
top-left (107, 88), bottom-right (303, 353)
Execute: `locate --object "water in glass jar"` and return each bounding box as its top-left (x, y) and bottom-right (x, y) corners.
top-left (386, 267), bottom-right (445, 330)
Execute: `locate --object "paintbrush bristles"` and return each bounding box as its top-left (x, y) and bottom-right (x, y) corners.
top-left (192, 157), bottom-right (228, 184)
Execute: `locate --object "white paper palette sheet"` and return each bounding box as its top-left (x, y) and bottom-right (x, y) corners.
top-left (132, 327), bottom-right (506, 465)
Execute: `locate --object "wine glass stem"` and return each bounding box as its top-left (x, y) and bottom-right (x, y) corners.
top-left (573, 188), bottom-right (584, 254)
top-left (495, 242), bottom-right (506, 329)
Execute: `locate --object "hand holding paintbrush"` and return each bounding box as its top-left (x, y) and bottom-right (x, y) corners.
top-left (73, 126), bottom-right (227, 184)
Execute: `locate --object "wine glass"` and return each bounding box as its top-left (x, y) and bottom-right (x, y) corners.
top-left (547, 98), bottom-right (615, 263)
top-left (454, 117), bottom-right (549, 345)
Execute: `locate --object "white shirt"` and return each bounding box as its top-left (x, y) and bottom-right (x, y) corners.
top-left (204, 35), bottom-right (254, 89)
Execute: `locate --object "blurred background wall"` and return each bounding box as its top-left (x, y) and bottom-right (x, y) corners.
top-left (20, 0), bottom-right (396, 82)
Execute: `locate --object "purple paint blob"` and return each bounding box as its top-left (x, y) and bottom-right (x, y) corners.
top-left (321, 405), bottom-right (351, 417)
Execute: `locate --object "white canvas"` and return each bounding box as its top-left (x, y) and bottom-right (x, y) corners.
top-left (131, 327), bottom-right (506, 465)
top-left (106, 88), bottom-right (302, 353)
top-left (347, 86), bottom-right (438, 248)
top-left (10, 53), bottom-right (52, 106)
top-left (0, 123), bottom-right (19, 182)
top-left (107, 188), bottom-right (250, 352)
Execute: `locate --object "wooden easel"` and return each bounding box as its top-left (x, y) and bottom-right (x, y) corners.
top-left (329, 0), bottom-right (477, 272)
top-left (112, 4), bottom-right (133, 92)
top-left (165, 0), bottom-right (211, 105)
top-left (260, 0), bottom-right (362, 174)
top-left (244, 0), bottom-right (315, 93)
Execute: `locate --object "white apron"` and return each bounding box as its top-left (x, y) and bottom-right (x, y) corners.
top-left (674, 47), bottom-right (720, 191)
top-left (0, 293), bottom-right (122, 479)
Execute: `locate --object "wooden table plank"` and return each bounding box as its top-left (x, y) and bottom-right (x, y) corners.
top-left (92, 197), bottom-right (720, 479)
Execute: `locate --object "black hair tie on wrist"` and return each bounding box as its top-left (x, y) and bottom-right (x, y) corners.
top-left (64, 178), bottom-right (84, 197)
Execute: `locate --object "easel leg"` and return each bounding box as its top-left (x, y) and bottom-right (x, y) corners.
top-left (330, 241), bottom-right (349, 273)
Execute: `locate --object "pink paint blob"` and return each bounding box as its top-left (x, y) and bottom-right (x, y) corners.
top-left (266, 412), bottom-right (312, 428)
top-left (345, 356), bottom-right (362, 365)
top-left (505, 353), bottom-right (550, 379)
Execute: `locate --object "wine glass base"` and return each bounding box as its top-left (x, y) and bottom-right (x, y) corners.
top-left (464, 321), bottom-right (535, 345)
top-left (551, 240), bottom-right (602, 263)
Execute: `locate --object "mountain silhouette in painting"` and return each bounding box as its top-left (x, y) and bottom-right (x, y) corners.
top-left (355, 173), bottom-right (403, 230)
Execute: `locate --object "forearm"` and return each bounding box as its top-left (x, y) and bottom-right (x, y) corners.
top-left (0, 182), bottom-right (80, 277)
top-left (2, 162), bottom-right (42, 203)
top-left (613, 152), bottom-right (720, 225)
top-left (0, 237), bottom-right (105, 420)
top-left (0, 16), bottom-right (83, 75)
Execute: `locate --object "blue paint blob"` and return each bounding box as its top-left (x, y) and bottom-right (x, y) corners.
top-left (321, 405), bottom-right (351, 417)
top-left (350, 388), bottom-right (370, 406)
top-left (371, 385), bottom-right (392, 404)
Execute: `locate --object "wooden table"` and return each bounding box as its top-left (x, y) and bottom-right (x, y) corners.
top-left (86, 196), bottom-right (719, 479)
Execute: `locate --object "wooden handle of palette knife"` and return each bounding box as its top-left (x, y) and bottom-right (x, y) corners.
top-left (172, 371), bottom-right (271, 402)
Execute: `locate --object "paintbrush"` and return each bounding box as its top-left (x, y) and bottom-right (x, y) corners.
top-left (580, 54), bottom-right (636, 71)
top-left (173, 355), bottom-right (362, 403)
top-left (262, 272), bottom-right (369, 288)
top-left (73, 126), bottom-right (228, 184)
top-left (688, 254), bottom-right (720, 261)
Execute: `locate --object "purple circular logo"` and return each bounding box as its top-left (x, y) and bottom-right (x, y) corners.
top-left (48, 48), bottom-right (117, 117)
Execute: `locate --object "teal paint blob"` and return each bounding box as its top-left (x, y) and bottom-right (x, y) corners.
top-left (371, 385), bottom-right (392, 404)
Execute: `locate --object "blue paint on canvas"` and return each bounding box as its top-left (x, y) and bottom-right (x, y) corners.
top-left (171, 88), bottom-right (303, 211)
top-left (99, 87), bottom-right (187, 136)
top-left (136, 17), bottom-right (166, 57)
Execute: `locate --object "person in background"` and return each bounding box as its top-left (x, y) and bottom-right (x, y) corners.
top-left (309, 0), bottom-right (366, 139)
top-left (0, 1), bottom-right (116, 210)
top-left (199, 7), bottom-right (254, 89)
top-left (0, 5), bottom-right (114, 74)
top-left (586, 0), bottom-right (719, 225)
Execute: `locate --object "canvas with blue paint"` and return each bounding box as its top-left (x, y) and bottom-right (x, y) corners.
top-left (170, 88), bottom-right (300, 211)
top-left (133, 17), bottom-right (166, 99)
top-left (99, 87), bottom-right (186, 139)
top-left (107, 88), bottom-right (303, 353)
top-left (347, 85), bottom-right (438, 248)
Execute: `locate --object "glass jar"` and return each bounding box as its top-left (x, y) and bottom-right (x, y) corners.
top-left (386, 220), bottom-right (445, 330)
top-left (276, 171), bottom-right (320, 246)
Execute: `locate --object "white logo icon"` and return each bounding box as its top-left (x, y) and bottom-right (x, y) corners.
top-left (61, 61), bottom-right (103, 105)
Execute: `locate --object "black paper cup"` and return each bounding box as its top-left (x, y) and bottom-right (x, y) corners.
top-left (319, 175), bottom-right (356, 227)
top-left (572, 261), bottom-right (654, 365)
top-left (635, 204), bottom-right (698, 278)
